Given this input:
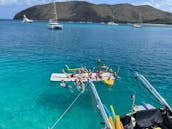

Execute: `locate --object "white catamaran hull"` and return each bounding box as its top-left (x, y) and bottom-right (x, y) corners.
top-left (48, 22), bottom-right (63, 30)
top-left (23, 20), bottom-right (33, 23)
top-left (133, 24), bottom-right (142, 28)
top-left (107, 22), bottom-right (119, 26)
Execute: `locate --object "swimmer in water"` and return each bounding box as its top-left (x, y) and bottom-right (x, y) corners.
top-left (60, 80), bottom-right (72, 89)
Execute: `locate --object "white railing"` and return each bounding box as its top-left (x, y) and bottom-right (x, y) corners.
top-left (89, 81), bottom-right (112, 129)
top-left (135, 72), bottom-right (172, 113)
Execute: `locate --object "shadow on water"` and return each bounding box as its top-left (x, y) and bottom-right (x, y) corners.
top-left (36, 92), bottom-right (74, 110)
top-left (36, 86), bottom-right (96, 111)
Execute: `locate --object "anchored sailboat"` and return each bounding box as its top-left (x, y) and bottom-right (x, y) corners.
top-left (107, 22), bottom-right (119, 26)
top-left (133, 13), bottom-right (142, 28)
top-left (22, 15), bottom-right (33, 23)
top-left (48, 1), bottom-right (63, 30)
top-left (107, 9), bottom-right (118, 26)
top-left (133, 23), bottom-right (142, 28)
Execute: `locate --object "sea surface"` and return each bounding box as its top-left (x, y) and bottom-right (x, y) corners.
top-left (0, 20), bottom-right (172, 129)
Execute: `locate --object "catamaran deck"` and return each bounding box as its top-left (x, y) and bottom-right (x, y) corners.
top-left (50, 72), bottom-right (114, 81)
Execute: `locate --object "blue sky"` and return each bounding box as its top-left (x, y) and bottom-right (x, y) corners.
top-left (0, 0), bottom-right (172, 19)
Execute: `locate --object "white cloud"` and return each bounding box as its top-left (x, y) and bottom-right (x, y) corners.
top-left (0, 0), bottom-right (48, 5)
top-left (142, 0), bottom-right (172, 12)
top-left (0, 0), bottom-right (69, 5)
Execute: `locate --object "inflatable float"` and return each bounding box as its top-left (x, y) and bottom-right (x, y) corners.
top-left (104, 79), bottom-right (114, 86)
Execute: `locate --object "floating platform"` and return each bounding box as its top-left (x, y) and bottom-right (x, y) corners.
top-left (50, 72), bottom-right (114, 82)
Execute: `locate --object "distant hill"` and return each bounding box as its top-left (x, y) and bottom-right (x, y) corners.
top-left (14, 1), bottom-right (172, 24)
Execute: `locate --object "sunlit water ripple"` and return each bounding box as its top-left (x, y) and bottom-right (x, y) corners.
top-left (0, 20), bottom-right (172, 129)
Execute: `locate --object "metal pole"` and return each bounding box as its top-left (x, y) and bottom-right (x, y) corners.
top-left (53, 0), bottom-right (58, 20)
top-left (135, 72), bottom-right (172, 113)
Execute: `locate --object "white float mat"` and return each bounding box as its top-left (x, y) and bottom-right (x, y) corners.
top-left (50, 72), bottom-right (114, 82)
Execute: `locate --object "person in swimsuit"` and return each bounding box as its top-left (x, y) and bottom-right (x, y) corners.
top-left (60, 80), bottom-right (72, 89)
top-left (98, 70), bottom-right (103, 80)
top-left (62, 69), bottom-right (76, 78)
top-left (109, 68), bottom-right (113, 73)
top-left (74, 78), bottom-right (85, 93)
top-left (107, 71), bottom-right (118, 81)
top-left (97, 58), bottom-right (101, 70)
top-left (60, 80), bottom-right (66, 87)
top-left (101, 64), bottom-right (109, 71)
top-left (80, 82), bottom-right (85, 93)
top-left (88, 70), bottom-right (94, 80)
top-left (74, 79), bottom-right (81, 90)
top-left (113, 72), bottom-right (117, 78)
top-left (78, 78), bottom-right (85, 93)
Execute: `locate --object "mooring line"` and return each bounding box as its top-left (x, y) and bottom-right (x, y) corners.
top-left (48, 91), bottom-right (83, 129)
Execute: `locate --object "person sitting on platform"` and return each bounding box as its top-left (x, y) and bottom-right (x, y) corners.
top-left (74, 78), bottom-right (85, 93)
top-left (79, 78), bottom-right (85, 93)
top-left (88, 70), bottom-right (94, 80)
top-left (81, 82), bottom-right (85, 93)
top-left (101, 64), bottom-right (109, 71)
top-left (109, 68), bottom-right (113, 73)
top-left (74, 78), bottom-right (81, 90)
top-left (62, 69), bottom-right (76, 78)
top-left (98, 70), bottom-right (103, 80)
top-left (107, 71), bottom-right (118, 81)
top-left (113, 72), bottom-right (117, 78)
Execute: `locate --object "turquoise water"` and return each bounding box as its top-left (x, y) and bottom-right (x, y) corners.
top-left (0, 20), bottom-right (172, 129)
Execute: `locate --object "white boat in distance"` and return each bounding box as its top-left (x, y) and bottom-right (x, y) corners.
top-left (107, 22), bottom-right (119, 26)
top-left (49, 19), bottom-right (63, 30)
top-left (133, 23), bottom-right (142, 28)
top-left (22, 15), bottom-right (33, 23)
top-left (107, 12), bottom-right (119, 26)
top-left (48, 1), bottom-right (63, 30)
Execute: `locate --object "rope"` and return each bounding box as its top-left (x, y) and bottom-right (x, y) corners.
top-left (48, 91), bottom-right (83, 129)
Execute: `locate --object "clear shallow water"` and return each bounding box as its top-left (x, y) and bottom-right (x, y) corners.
top-left (0, 20), bottom-right (172, 129)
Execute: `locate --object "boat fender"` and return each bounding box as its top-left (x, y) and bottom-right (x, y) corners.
top-left (131, 116), bottom-right (136, 127)
top-left (110, 105), bottom-right (116, 125)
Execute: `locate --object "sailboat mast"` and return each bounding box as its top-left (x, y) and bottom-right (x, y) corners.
top-left (53, 0), bottom-right (58, 21)
top-left (111, 7), bottom-right (115, 22)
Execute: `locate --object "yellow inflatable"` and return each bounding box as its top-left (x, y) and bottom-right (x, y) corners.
top-left (104, 79), bottom-right (114, 86)
top-left (115, 115), bottom-right (122, 129)
top-left (65, 65), bottom-right (81, 72)
top-left (109, 117), bottom-right (115, 129)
